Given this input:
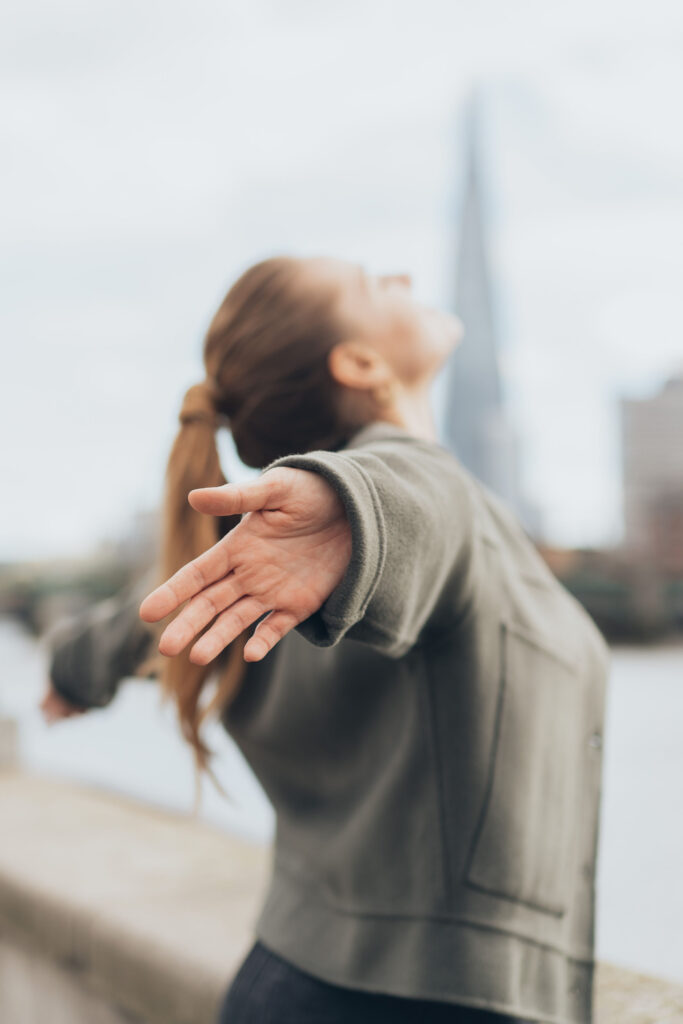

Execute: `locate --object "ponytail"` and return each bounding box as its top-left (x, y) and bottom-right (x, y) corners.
top-left (136, 381), bottom-right (249, 815)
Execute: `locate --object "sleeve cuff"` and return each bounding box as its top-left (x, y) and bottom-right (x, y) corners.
top-left (262, 449), bottom-right (388, 647)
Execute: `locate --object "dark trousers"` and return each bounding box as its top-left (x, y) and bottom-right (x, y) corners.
top-left (216, 939), bottom-right (534, 1024)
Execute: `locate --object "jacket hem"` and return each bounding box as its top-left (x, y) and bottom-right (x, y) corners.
top-left (253, 867), bottom-right (595, 1024)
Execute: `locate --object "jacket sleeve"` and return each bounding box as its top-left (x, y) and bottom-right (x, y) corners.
top-left (44, 567), bottom-right (160, 709)
top-left (262, 433), bottom-right (475, 658)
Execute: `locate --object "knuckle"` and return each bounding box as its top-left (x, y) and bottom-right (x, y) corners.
top-left (256, 622), bottom-right (276, 646)
top-left (233, 483), bottom-right (248, 512)
top-left (217, 602), bottom-right (248, 637)
top-left (231, 603), bottom-right (250, 632)
top-left (232, 609), bottom-right (248, 633)
top-left (198, 590), bottom-right (220, 621)
top-left (189, 561), bottom-right (208, 591)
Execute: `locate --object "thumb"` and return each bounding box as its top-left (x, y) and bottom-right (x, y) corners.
top-left (188, 467), bottom-right (290, 516)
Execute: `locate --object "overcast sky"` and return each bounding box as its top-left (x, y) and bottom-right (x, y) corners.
top-left (2, 0), bottom-right (682, 560)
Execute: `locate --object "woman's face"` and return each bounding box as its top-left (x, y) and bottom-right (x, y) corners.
top-left (300, 256), bottom-right (464, 389)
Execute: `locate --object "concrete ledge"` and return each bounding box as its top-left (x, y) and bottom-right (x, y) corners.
top-left (594, 960), bottom-right (683, 1024)
top-left (1, 769), bottom-right (682, 1024)
top-left (0, 715), bottom-right (19, 768)
top-left (0, 768), bottom-right (271, 1024)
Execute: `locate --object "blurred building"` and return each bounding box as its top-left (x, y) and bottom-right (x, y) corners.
top-left (442, 89), bottom-right (542, 539)
top-left (620, 371), bottom-right (683, 575)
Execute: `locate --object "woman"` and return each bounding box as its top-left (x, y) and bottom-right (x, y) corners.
top-left (44, 255), bottom-right (611, 1024)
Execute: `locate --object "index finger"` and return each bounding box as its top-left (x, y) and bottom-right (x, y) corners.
top-left (138, 537), bottom-right (232, 623)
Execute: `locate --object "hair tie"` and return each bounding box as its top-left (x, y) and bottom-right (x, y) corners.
top-left (179, 380), bottom-right (219, 428)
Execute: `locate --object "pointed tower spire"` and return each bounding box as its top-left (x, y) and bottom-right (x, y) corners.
top-left (442, 87), bottom-right (540, 535)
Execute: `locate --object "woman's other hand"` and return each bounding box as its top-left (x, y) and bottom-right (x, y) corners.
top-left (39, 681), bottom-right (89, 725)
top-left (139, 466), bottom-right (352, 664)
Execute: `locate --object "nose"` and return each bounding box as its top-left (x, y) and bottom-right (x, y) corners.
top-left (385, 273), bottom-right (412, 289)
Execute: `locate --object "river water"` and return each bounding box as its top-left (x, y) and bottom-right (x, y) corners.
top-left (1, 616), bottom-right (681, 985)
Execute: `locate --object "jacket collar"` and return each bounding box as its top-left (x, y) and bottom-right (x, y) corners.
top-left (344, 419), bottom-right (416, 450)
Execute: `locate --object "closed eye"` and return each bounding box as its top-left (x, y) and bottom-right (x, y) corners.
top-left (379, 274), bottom-right (412, 290)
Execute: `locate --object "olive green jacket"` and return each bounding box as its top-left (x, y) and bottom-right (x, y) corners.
top-left (48, 420), bottom-right (611, 1024)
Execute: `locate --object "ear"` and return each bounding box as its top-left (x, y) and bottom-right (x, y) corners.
top-left (327, 340), bottom-right (391, 392)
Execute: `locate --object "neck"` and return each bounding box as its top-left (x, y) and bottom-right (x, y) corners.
top-left (381, 382), bottom-right (438, 443)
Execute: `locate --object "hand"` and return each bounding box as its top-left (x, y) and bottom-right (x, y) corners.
top-left (40, 681), bottom-right (88, 725)
top-left (138, 466), bottom-right (352, 664)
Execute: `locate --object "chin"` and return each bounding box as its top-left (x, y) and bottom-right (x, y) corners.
top-left (427, 307), bottom-right (463, 343)
top-left (429, 313), bottom-right (464, 363)
top-left (443, 311), bottom-right (465, 347)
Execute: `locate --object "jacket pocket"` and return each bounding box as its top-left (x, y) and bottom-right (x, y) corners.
top-left (463, 619), bottom-right (582, 917)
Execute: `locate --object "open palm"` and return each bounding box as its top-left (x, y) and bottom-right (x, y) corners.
top-left (139, 466), bottom-right (352, 664)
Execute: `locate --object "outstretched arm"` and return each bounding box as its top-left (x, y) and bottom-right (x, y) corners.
top-left (139, 433), bottom-right (474, 663)
top-left (44, 567), bottom-right (160, 712)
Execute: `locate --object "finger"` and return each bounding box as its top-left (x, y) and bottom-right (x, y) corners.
top-left (189, 595), bottom-right (266, 665)
top-left (244, 610), bottom-right (301, 662)
top-left (158, 573), bottom-right (244, 656)
top-left (188, 468), bottom-right (289, 517)
top-left (139, 539), bottom-right (232, 623)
